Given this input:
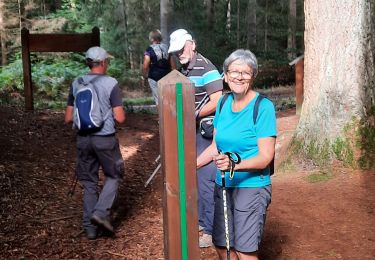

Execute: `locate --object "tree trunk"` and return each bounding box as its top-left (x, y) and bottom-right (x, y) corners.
top-left (264, 0), bottom-right (268, 51)
top-left (226, 0), bottom-right (231, 36)
top-left (0, 0), bottom-right (7, 66)
top-left (287, 0), bottom-right (296, 60)
top-left (246, 0), bottom-right (256, 49)
top-left (160, 0), bottom-right (173, 44)
top-left (120, 0), bottom-right (129, 62)
top-left (236, 0), bottom-right (240, 48)
top-left (205, 0), bottom-right (214, 29)
top-left (295, 0), bottom-right (375, 168)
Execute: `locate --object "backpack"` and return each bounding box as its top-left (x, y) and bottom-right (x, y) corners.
top-left (219, 92), bottom-right (275, 175)
top-left (73, 76), bottom-right (107, 134)
top-left (151, 44), bottom-right (170, 69)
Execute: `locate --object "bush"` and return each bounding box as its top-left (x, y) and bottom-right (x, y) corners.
top-left (0, 56), bottom-right (87, 105)
top-left (0, 60), bottom-right (24, 93)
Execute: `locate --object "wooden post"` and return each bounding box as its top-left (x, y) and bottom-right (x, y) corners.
top-left (295, 58), bottom-right (304, 115)
top-left (21, 28), bottom-right (33, 111)
top-left (158, 70), bottom-right (199, 260)
top-left (20, 27), bottom-right (100, 110)
top-left (91, 27), bottom-right (100, 47)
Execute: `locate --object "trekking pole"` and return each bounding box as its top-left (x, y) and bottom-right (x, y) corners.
top-left (144, 155), bottom-right (161, 187)
top-left (218, 149), bottom-right (231, 259)
top-left (144, 95), bottom-right (210, 187)
top-left (144, 163), bottom-right (161, 187)
top-left (221, 169), bottom-right (231, 260)
top-left (218, 150), bottom-right (241, 260)
top-left (67, 175), bottom-right (78, 197)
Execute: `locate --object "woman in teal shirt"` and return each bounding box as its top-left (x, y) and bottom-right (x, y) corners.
top-left (197, 49), bottom-right (276, 260)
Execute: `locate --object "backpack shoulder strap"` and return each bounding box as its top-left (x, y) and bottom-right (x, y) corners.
top-left (219, 92), bottom-right (232, 113)
top-left (253, 94), bottom-right (267, 124)
top-left (253, 93), bottom-right (275, 175)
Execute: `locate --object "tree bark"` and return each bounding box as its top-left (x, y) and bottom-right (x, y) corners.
top-left (264, 0), bottom-right (268, 51)
top-left (295, 0), bottom-right (375, 167)
top-left (160, 0), bottom-right (173, 44)
top-left (287, 0), bottom-right (296, 60)
top-left (246, 0), bottom-right (256, 49)
top-left (226, 0), bottom-right (231, 36)
top-left (120, 0), bottom-right (130, 62)
top-left (236, 0), bottom-right (240, 48)
top-left (0, 0), bottom-right (7, 66)
top-left (205, 0), bottom-right (214, 30)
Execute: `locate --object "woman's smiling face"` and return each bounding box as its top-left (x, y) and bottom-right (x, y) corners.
top-left (224, 61), bottom-right (253, 95)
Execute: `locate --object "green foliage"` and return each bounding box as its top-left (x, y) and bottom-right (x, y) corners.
top-left (357, 106), bottom-right (375, 169)
top-left (0, 54), bottom-right (87, 106)
top-left (31, 57), bottom-right (87, 99)
top-left (0, 0), bottom-right (304, 108)
top-left (0, 60), bottom-right (24, 93)
top-left (304, 139), bottom-right (331, 167)
top-left (124, 97), bottom-right (154, 106)
top-left (305, 171), bottom-right (333, 183)
top-left (332, 137), bottom-right (354, 167)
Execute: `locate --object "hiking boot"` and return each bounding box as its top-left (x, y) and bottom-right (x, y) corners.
top-left (90, 214), bottom-right (114, 233)
top-left (199, 233), bottom-right (213, 248)
top-left (85, 229), bottom-right (97, 240)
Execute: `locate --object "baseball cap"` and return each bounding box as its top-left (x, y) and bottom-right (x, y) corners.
top-left (168, 29), bottom-right (193, 53)
top-left (85, 46), bottom-right (113, 62)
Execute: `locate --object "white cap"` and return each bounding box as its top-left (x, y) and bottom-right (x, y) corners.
top-left (168, 29), bottom-right (193, 53)
top-left (85, 46), bottom-right (113, 62)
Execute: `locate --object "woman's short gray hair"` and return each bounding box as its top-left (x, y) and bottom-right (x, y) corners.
top-left (223, 49), bottom-right (258, 78)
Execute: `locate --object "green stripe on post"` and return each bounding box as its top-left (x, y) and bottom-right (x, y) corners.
top-left (176, 82), bottom-right (188, 260)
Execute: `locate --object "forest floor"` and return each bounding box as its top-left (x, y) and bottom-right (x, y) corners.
top-left (0, 105), bottom-right (374, 260)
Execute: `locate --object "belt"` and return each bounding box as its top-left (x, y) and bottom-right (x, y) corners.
top-left (77, 133), bottom-right (115, 137)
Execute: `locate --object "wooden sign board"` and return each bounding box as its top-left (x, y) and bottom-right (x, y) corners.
top-left (21, 27), bottom-right (100, 110)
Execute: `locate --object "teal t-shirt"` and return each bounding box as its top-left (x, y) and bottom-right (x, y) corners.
top-left (213, 92), bottom-right (277, 188)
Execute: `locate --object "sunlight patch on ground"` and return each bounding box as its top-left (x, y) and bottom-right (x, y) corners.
top-left (119, 133), bottom-right (155, 159)
top-left (120, 144), bottom-right (140, 159)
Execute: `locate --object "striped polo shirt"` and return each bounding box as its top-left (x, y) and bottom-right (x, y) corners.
top-left (180, 53), bottom-right (223, 109)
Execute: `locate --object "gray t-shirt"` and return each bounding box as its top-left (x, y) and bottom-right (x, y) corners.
top-left (67, 73), bottom-right (123, 135)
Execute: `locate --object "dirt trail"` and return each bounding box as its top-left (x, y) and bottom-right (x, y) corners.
top-left (0, 106), bottom-right (374, 259)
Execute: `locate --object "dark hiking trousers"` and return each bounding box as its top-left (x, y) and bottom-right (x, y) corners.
top-left (76, 135), bottom-right (124, 231)
top-left (196, 131), bottom-right (216, 235)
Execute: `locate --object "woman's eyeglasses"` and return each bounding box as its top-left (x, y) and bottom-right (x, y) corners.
top-left (227, 70), bottom-right (252, 80)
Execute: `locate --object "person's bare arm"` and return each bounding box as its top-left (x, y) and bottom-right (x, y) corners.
top-left (197, 130), bottom-right (218, 169)
top-left (113, 106), bottom-right (126, 124)
top-left (142, 55), bottom-right (151, 79)
top-left (64, 106), bottom-right (74, 124)
top-left (198, 91), bottom-right (222, 118)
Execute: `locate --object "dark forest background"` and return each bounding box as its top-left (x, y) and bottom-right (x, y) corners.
top-left (0, 0), bottom-right (304, 108)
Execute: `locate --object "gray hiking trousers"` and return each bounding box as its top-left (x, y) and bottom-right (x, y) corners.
top-left (75, 134), bottom-right (124, 231)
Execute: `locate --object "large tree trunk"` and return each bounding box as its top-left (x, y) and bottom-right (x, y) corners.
top-left (120, 0), bottom-right (130, 62)
top-left (160, 0), bottom-right (172, 43)
top-left (0, 0), bottom-right (7, 66)
top-left (287, 0), bottom-right (296, 60)
top-left (264, 0), bottom-right (268, 52)
top-left (236, 0), bottom-right (240, 48)
top-left (205, 0), bottom-right (214, 30)
top-left (226, 0), bottom-right (231, 36)
top-left (295, 0), bottom-right (375, 168)
top-left (246, 0), bottom-right (256, 49)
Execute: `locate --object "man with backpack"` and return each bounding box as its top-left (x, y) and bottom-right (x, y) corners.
top-left (64, 46), bottom-right (125, 240)
top-left (168, 29), bottom-right (223, 247)
top-left (142, 29), bottom-right (175, 106)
